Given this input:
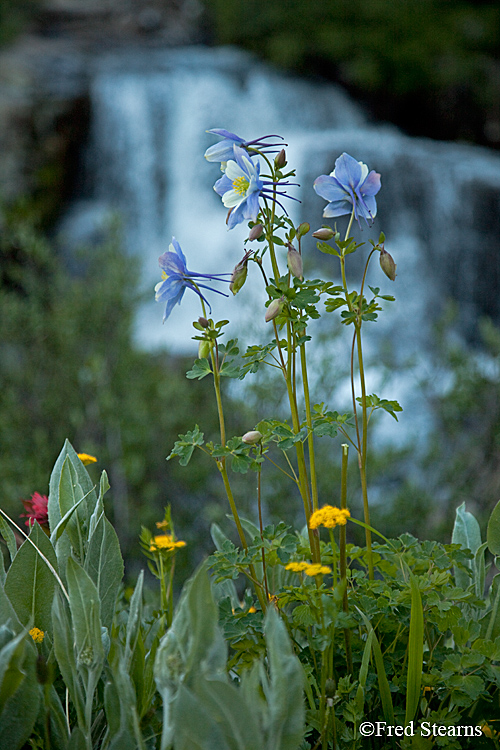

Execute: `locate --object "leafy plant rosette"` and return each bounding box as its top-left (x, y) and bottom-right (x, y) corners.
top-left (0, 130), bottom-right (499, 748)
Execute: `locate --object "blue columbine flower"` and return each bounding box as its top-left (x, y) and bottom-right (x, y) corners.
top-left (313, 153), bottom-right (381, 227)
top-left (155, 237), bottom-right (230, 321)
top-left (214, 147), bottom-right (264, 229)
top-left (204, 128), bottom-right (285, 163)
top-left (214, 146), bottom-right (299, 230)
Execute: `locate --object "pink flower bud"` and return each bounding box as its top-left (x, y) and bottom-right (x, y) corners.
top-left (248, 223), bottom-right (264, 241)
top-left (198, 316), bottom-right (209, 328)
top-left (242, 430), bottom-right (262, 445)
top-left (274, 149), bottom-right (287, 169)
top-left (287, 248), bottom-right (303, 280)
top-left (379, 248), bottom-right (397, 281)
top-left (312, 227), bottom-right (334, 241)
top-left (265, 296), bottom-right (285, 323)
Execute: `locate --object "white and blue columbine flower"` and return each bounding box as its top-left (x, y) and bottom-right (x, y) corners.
top-left (155, 237), bottom-right (230, 322)
top-left (214, 146), bottom-right (299, 230)
top-left (204, 128), bottom-right (285, 163)
top-left (313, 153), bottom-right (381, 227)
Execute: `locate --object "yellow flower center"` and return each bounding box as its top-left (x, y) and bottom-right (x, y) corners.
top-left (232, 176), bottom-right (249, 195)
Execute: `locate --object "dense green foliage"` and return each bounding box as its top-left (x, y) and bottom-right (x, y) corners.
top-left (204, 0), bottom-right (500, 146)
top-left (1, 446), bottom-right (500, 747)
top-left (0, 217), bottom-right (250, 574)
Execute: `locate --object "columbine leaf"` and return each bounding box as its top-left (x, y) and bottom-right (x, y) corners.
top-left (167, 426), bottom-right (205, 466)
top-left (186, 359), bottom-right (212, 380)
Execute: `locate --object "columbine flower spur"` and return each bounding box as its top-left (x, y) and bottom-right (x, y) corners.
top-left (155, 237), bottom-right (230, 321)
top-left (204, 128), bottom-right (285, 163)
top-left (313, 152), bottom-right (381, 227)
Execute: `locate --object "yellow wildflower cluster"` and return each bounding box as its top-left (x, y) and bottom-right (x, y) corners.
top-left (149, 534), bottom-right (186, 552)
top-left (29, 627), bottom-right (45, 643)
top-left (285, 562), bottom-right (331, 576)
top-left (309, 505), bottom-right (350, 530)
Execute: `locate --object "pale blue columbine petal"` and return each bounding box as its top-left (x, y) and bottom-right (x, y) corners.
top-left (314, 152), bottom-right (381, 228)
top-left (155, 237), bottom-right (230, 322)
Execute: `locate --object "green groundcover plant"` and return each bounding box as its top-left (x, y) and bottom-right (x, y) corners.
top-left (1, 130), bottom-right (500, 749)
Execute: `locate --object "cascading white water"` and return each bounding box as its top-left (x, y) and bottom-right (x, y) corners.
top-left (59, 45), bottom-right (500, 448)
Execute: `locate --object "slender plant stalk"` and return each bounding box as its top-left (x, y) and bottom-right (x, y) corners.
top-left (300, 341), bottom-right (319, 512)
top-left (339, 444), bottom-right (353, 673)
top-left (210, 342), bottom-right (268, 611)
top-left (257, 445), bottom-right (270, 601)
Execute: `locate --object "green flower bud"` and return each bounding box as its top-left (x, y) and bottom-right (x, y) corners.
top-left (312, 227), bottom-right (334, 240)
top-left (379, 247), bottom-right (397, 281)
top-left (265, 296), bottom-right (285, 323)
top-left (274, 149), bottom-right (287, 169)
top-left (242, 430), bottom-right (262, 444)
top-left (287, 247), bottom-right (303, 280)
top-left (198, 339), bottom-right (211, 359)
top-left (249, 223), bottom-right (264, 241)
top-left (229, 259), bottom-right (248, 295)
top-left (296, 222), bottom-right (310, 238)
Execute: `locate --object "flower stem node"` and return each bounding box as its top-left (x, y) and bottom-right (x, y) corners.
top-left (242, 430), bottom-right (263, 445)
top-left (287, 247), bottom-right (303, 280)
top-left (265, 296), bottom-right (285, 323)
top-left (379, 247), bottom-right (397, 281)
top-left (312, 227), bottom-right (335, 241)
top-left (248, 223), bottom-right (264, 241)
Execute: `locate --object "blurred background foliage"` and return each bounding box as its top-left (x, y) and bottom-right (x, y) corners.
top-left (1, 0), bottom-right (500, 578)
top-left (204, 0), bottom-right (500, 147)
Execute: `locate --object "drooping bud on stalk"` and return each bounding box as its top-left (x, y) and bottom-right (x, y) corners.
top-left (265, 296), bottom-right (285, 323)
top-left (296, 222), bottom-right (310, 238)
top-left (248, 223), bottom-right (264, 241)
top-left (198, 339), bottom-right (211, 359)
top-left (287, 247), bottom-right (303, 280)
top-left (242, 430), bottom-right (262, 445)
top-left (312, 227), bottom-right (335, 241)
top-left (274, 149), bottom-right (287, 169)
top-left (229, 259), bottom-right (248, 295)
top-left (379, 247), bottom-right (397, 281)
top-left (198, 316), bottom-right (209, 328)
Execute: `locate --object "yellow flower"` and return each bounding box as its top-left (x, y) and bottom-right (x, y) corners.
top-left (304, 564), bottom-right (331, 577)
top-left (285, 561), bottom-right (310, 572)
top-left (29, 627), bottom-right (44, 643)
top-left (149, 534), bottom-right (186, 552)
top-left (77, 453), bottom-right (97, 465)
top-left (309, 505), bottom-right (350, 530)
top-left (285, 561), bottom-right (331, 576)
top-left (248, 606), bottom-right (257, 613)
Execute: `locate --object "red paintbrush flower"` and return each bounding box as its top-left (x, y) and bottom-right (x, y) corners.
top-left (21, 492), bottom-right (49, 528)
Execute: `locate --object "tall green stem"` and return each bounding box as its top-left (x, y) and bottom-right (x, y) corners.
top-left (340, 444), bottom-right (353, 673)
top-left (300, 341), bottom-right (319, 512)
top-left (211, 344), bottom-right (268, 611)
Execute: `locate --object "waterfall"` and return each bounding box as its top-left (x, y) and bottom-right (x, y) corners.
top-left (58, 45), bottom-right (500, 447)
